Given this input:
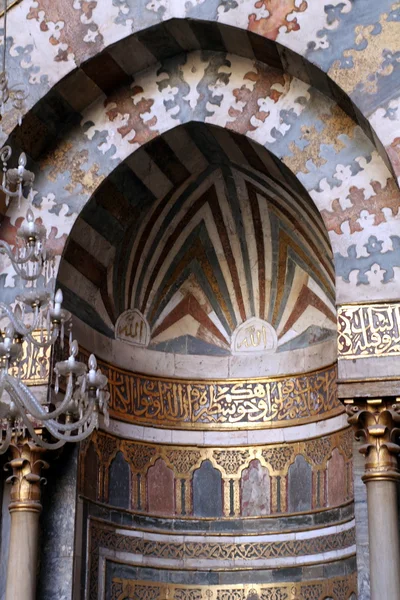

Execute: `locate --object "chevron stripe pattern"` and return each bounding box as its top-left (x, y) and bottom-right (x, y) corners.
top-left (59, 123), bottom-right (335, 356)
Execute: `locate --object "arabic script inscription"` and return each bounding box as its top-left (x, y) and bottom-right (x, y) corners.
top-left (76, 348), bottom-right (340, 429)
top-left (232, 318), bottom-right (277, 355)
top-left (338, 303), bottom-right (400, 359)
top-left (116, 309), bottom-right (150, 347)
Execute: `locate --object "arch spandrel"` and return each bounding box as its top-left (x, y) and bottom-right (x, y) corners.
top-left (1, 2), bottom-right (400, 180)
top-left (1, 51), bottom-right (398, 306)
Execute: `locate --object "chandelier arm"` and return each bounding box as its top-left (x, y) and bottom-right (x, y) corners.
top-left (3, 381), bottom-right (65, 449)
top-left (4, 375), bottom-right (51, 419)
top-left (8, 262), bottom-right (42, 280)
top-left (0, 184), bottom-right (29, 199)
top-left (0, 426), bottom-right (12, 455)
top-left (2, 0), bottom-right (6, 76)
top-left (0, 241), bottom-right (36, 265)
top-left (4, 379), bottom-right (95, 447)
top-left (5, 373), bottom-right (75, 421)
top-left (45, 412), bottom-right (98, 443)
top-left (6, 375), bottom-right (101, 431)
top-left (45, 397), bottom-right (97, 432)
top-left (26, 328), bottom-right (59, 349)
top-left (20, 416), bottom-right (66, 450)
top-left (0, 303), bottom-right (43, 335)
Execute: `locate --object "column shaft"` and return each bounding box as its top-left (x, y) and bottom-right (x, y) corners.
top-left (366, 479), bottom-right (400, 600)
top-left (346, 399), bottom-right (400, 600)
top-left (3, 438), bottom-right (48, 600)
top-left (5, 509), bottom-right (40, 600)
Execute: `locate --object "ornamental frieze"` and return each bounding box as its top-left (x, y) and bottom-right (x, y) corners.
top-left (90, 524), bottom-right (355, 562)
top-left (80, 429), bottom-right (353, 518)
top-left (76, 347), bottom-right (340, 429)
top-left (89, 519), bottom-right (355, 565)
top-left (338, 302), bottom-right (400, 359)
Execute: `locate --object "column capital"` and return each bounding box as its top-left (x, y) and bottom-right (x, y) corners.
top-left (5, 437), bottom-right (49, 514)
top-left (345, 398), bottom-right (400, 483)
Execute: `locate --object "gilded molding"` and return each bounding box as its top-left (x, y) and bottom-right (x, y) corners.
top-left (4, 437), bottom-right (49, 513)
top-left (338, 302), bottom-right (400, 359)
top-left (346, 398), bottom-right (400, 482)
top-left (76, 347), bottom-right (340, 429)
top-left (110, 576), bottom-right (357, 600)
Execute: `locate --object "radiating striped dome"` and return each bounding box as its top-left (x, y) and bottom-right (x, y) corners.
top-left (59, 123), bottom-right (335, 358)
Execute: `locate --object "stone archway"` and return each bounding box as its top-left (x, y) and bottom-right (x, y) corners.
top-left (56, 114), bottom-right (354, 599)
top-left (1, 50), bottom-right (398, 309)
top-left (0, 11), bottom-right (399, 599)
top-left (1, 2), bottom-right (400, 182)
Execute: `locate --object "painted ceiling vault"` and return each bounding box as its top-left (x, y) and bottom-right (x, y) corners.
top-left (58, 123), bottom-right (335, 357)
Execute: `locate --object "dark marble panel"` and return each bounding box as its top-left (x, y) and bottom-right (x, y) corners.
top-left (136, 22), bottom-right (184, 61)
top-left (288, 456), bottom-right (312, 513)
top-left (248, 29), bottom-right (283, 70)
top-left (109, 451), bottom-right (131, 509)
top-left (354, 439), bottom-right (370, 600)
top-left (188, 20), bottom-right (226, 53)
top-left (104, 555), bottom-right (356, 587)
top-left (83, 442), bottom-right (99, 502)
top-left (37, 557), bottom-right (74, 600)
top-left (37, 446), bottom-right (78, 600)
top-left (192, 460), bottom-right (223, 518)
top-left (81, 51), bottom-right (131, 94)
top-left (81, 497), bottom-right (354, 534)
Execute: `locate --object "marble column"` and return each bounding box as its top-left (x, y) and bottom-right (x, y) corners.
top-left (346, 398), bottom-right (400, 600)
top-left (4, 438), bottom-right (48, 600)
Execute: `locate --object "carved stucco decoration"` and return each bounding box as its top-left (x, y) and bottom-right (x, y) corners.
top-left (89, 519), bottom-right (355, 563)
top-left (115, 309), bottom-right (150, 347)
top-left (231, 318), bottom-right (277, 355)
top-left (80, 429), bottom-right (353, 518)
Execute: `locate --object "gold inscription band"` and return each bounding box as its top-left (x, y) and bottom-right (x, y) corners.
top-left (338, 302), bottom-right (400, 359)
top-left (76, 352), bottom-right (340, 429)
top-left (22, 340), bottom-right (340, 429)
